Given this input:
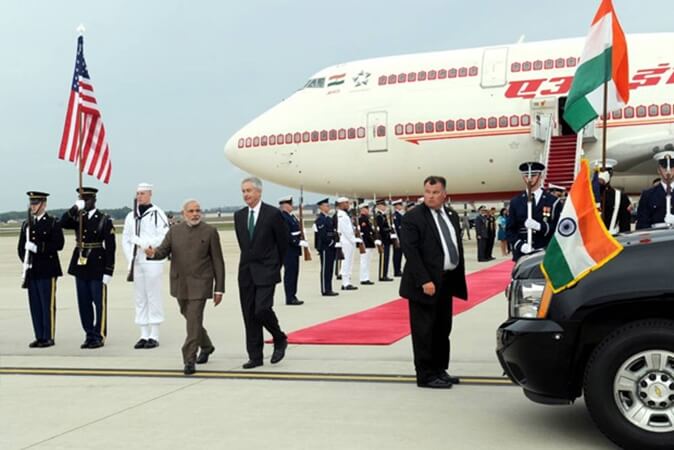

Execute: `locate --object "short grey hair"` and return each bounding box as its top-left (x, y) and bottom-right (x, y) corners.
top-left (241, 176), bottom-right (263, 192)
top-left (182, 198), bottom-right (201, 211)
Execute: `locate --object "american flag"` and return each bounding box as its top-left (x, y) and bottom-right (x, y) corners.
top-left (58, 35), bottom-right (112, 184)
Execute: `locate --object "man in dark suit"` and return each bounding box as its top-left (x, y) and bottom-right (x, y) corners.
top-left (234, 177), bottom-right (290, 369)
top-left (18, 191), bottom-right (64, 348)
top-left (399, 176), bottom-right (468, 389)
top-left (146, 199), bottom-right (225, 375)
top-left (636, 151), bottom-right (674, 229)
top-left (392, 199), bottom-right (404, 276)
top-left (61, 187), bottom-right (115, 349)
top-left (474, 206), bottom-right (490, 262)
top-left (279, 195), bottom-right (306, 305)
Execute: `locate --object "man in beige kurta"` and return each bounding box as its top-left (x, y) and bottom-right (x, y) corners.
top-left (146, 199), bottom-right (225, 374)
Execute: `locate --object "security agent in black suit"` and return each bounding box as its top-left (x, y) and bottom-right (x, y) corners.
top-left (592, 159), bottom-right (631, 233)
top-left (18, 191), bottom-right (64, 348)
top-left (234, 177), bottom-right (290, 369)
top-left (636, 151), bottom-right (674, 229)
top-left (474, 206), bottom-right (490, 262)
top-left (315, 198), bottom-right (339, 296)
top-left (279, 196), bottom-right (306, 305)
top-left (506, 162), bottom-right (561, 261)
top-left (399, 176), bottom-right (468, 389)
top-left (375, 200), bottom-right (393, 281)
top-left (392, 199), bottom-right (404, 276)
top-left (61, 187), bottom-right (115, 349)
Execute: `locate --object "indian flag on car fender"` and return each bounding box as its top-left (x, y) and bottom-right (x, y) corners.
top-left (563, 0), bottom-right (630, 133)
top-left (541, 160), bottom-right (623, 293)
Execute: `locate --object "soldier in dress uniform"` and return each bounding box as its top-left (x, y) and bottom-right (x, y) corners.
top-left (122, 183), bottom-right (170, 349)
top-left (506, 162), bottom-right (561, 261)
top-left (474, 206), bottom-right (490, 262)
top-left (591, 160), bottom-right (631, 234)
top-left (357, 203), bottom-right (376, 286)
top-left (279, 196), bottom-right (307, 305)
top-left (636, 151), bottom-right (674, 229)
top-left (548, 184), bottom-right (566, 202)
top-left (374, 199), bottom-right (393, 281)
top-left (333, 201), bottom-right (343, 280)
top-left (392, 199), bottom-right (404, 276)
top-left (61, 187), bottom-right (116, 349)
top-left (406, 200), bottom-right (417, 212)
top-left (314, 198), bottom-right (339, 296)
top-left (18, 191), bottom-right (65, 348)
top-left (336, 197), bottom-right (360, 291)
top-left (486, 207), bottom-right (496, 260)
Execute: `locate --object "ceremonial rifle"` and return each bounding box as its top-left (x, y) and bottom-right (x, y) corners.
top-left (126, 199), bottom-right (139, 282)
top-left (299, 186), bottom-right (312, 261)
top-left (388, 194), bottom-right (400, 250)
top-left (524, 169), bottom-right (534, 247)
top-left (20, 207), bottom-right (33, 289)
top-left (372, 195), bottom-right (384, 254)
top-left (351, 205), bottom-right (366, 254)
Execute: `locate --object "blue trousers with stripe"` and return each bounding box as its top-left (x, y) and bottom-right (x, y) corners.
top-left (319, 248), bottom-right (336, 294)
top-left (27, 277), bottom-right (57, 342)
top-left (75, 278), bottom-right (108, 342)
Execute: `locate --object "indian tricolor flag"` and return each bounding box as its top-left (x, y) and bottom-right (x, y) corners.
top-left (563, 0), bottom-right (630, 133)
top-left (541, 160), bottom-right (623, 293)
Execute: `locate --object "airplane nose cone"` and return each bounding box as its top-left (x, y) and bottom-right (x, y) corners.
top-left (224, 133), bottom-right (240, 165)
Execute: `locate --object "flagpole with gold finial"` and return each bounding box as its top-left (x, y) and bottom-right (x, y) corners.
top-left (76, 24), bottom-right (86, 265)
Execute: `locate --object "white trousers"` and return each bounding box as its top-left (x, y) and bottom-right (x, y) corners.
top-left (340, 242), bottom-right (355, 286)
top-left (360, 248), bottom-right (373, 281)
top-left (133, 263), bottom-right (164, 326)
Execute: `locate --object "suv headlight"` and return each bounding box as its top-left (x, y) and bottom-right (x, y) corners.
top-left (508, 279), bottom-right (546, 318)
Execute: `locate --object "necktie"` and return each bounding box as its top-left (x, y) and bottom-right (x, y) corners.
top-left (436, 209), bottom-right (459, 266)
top-left (248, 209), bottom-right (255, 240)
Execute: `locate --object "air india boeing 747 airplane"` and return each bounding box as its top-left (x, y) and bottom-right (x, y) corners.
top-left (225, 33), bottom-right (674, 200)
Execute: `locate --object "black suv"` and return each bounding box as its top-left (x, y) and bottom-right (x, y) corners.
top-left (497, 228), bottom-right (674, 450)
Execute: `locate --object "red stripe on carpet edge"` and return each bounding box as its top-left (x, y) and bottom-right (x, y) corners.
top-left (283, 260), bottom-right (515, 345)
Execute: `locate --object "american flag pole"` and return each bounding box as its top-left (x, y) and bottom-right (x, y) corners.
top-left (76, 25), bottom-right (85, 257)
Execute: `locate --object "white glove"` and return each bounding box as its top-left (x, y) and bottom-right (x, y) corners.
top-left (299, 240), bottom-right (309, 248)
top-left (130, 235), bottom-right (143, 246)
top-left (525, 218), bottom-right (542, 231)
top-left (354, 238), bottom-right (363, 244)
top-left (335, 242), bottom-right (342, 248)
top-left (374, 239), bottom-right (382, 246)
top-left (390, 233), bottom-right (398, 240)
top-left (102, 274), bottom-right (112, 285)
top-left (24, 241), bottom-right (38, 253)
top-left (665, 214), bottom-right (674, 225)
top-left (520, 243), bottom-right (533, 254)
top-left (75, 200), bottom-right (85, 210)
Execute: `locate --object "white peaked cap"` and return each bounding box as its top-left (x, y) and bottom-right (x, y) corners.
top-left (136, 182), bottom-right (153, 192)
top-left (278, 195), bottom-right (293, 204)
top-left (358, 202), bottom-right (369, 209)
top-left (337, 196), bottom-right (350, 203)
top-left (391, 199), bottom-right (403, 205)
top-left (591, 159), bottom-right (617, 171)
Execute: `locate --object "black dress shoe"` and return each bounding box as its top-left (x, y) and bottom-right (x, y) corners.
top-left (145, 338), bottom-right (159, 349)
top-left (29, 340), bottom-right (41, 348)
top-left (38, 339), bottom-right (55, 348)
top-left (88, 340), bottom-right (104, 349)
top-left (322, 292), bottom-right (339, 297)
top-left (134, 339), bottom-right (148, 349)
top-left (196, 347), bottom-right (215, 364)
top-left (286, 299), bottom-right (304, 305)
top-left (80, 340), bottom-right (92, 349)
top-left (341, 285), bottom-right (358, 291)
top-left (394, 273), bottom-right (402, 277)
top-left (360, 280), bottom-right (375, 285)
top-left (417, 377), bottom-right (452, 389)
top-left (242, 360), bottom-right (263, 369)
top-left (271, 339), bottom-right (288, 364)
top-left (184, 363), bottom-right (196, 375)
top-left (379, 277), bottom-right (394, 282)
top-left (336, 275), bottom-right (342, 280)
top-left (438, 371), bottom-right (460, 385)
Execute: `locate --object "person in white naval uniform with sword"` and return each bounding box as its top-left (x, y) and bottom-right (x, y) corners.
top-left (336, 197), bottom-right (362, 291)
top-left (122, 183), bottom-right (169, 349)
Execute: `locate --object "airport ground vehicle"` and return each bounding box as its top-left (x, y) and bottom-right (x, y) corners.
top-left (497, 228), bottom-right (674, 450)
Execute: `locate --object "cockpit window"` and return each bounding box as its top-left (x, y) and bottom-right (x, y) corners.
top-left (303, 77), bottom-right (325, 89)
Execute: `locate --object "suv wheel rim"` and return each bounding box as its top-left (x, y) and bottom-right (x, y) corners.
top-left (613, 350), bottom-right (674, 433)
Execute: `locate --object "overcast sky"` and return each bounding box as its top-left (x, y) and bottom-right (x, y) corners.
top-left (0, 0), bottom-right (671, 212)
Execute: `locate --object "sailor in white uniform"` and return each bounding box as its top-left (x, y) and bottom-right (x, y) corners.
top-left (122, 183), bottom-right (169, 349)
top-left (336, 197), bottom-right (360, 290)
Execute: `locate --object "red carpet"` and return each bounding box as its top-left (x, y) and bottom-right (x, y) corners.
top-left (285, 260), bottom-right (515, 345)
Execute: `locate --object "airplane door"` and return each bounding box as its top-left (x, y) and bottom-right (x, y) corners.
top-left (481, 47), bottom-right (508, 88)
top-left (367, 111), bottom-right (388, 152)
